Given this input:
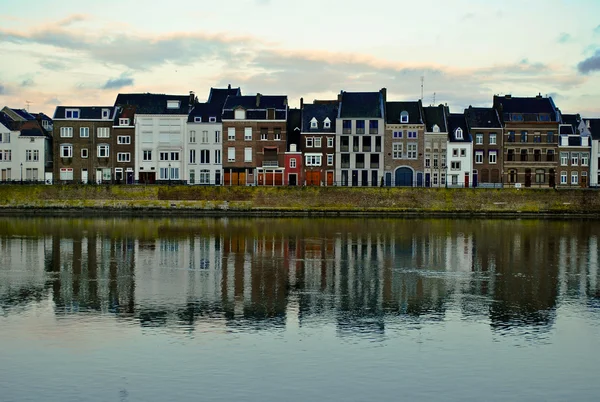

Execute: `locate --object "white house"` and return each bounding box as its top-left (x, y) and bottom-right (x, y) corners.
top-left (446, 113), bottom-right (473, 188)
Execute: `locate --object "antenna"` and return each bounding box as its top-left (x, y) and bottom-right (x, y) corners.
top-left (432, 92), bottom-right (436, 106)
top-left (420, 76), bottom-right (424, 101)
top-left (25, 100), bottom-right (33, 111)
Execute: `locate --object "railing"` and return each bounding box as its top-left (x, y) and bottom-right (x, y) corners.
top-left (262, 160), bottom-right (279, 168)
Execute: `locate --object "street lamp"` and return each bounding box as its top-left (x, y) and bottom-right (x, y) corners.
top-left (168, 163), bottom-right (171, 185)
top-left (20, 162), bottom-right (23, 184)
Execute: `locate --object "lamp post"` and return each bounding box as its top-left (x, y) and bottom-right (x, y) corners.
top-left (20, 162), bottom-right (23, 184)
top-left (168, 163), bottom-right (171, 185)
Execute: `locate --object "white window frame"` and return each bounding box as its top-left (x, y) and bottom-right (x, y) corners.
top-left (305, 154), bottom-right (322, 166)
top-left (81, 148), bottom-right (88, 159)
top-left (489, 151), bottom-right (497, 164)
top-left (310, 118), bottom-right (318, 129)
top-left (117, 135), bottom-right (131, 145)
top-left (475, 151), bottom-right (483, 164)
top-left (306, 137), bottom-right (313, 148)
top-left (392, 143), bottom-right (403, 159)
top-left (244, 147), bottom-right (252, 162)
top-left (102, 109), bottom-right (110, 119)
top-left (97, 127), bottom-right (110, 138)
top-left (201, 131), bottom-right (209, 144)
top-left (290, 158), bottom-right (296, 168)
top-left (194, 117), bottom-right (202, 123)
top-left (60, 127), bottom-right (73, 138)
top-left (119, 118), bottom-right (130, 126)
top-left (489, 133), bottom-right (497, 145)
top-left (228, 127), bottom-right (235, 141)
top-left (571, 172), bottom-right (578, 185)
top-left (117, 152), bottom-right (131, 162)
top-left (228, 147), bottom-right (235, 162)
top-left (80, 127), bottom-right (89, 138)
top-left (407, 143), bottom-right (417, 159)
top-left (327, 154), bottom-right (334, 166)
top-left (244, 127), bottom-right (252, 141)
top-left (189, 130), bottom-right (197, 143)
top-left (65, 109), bottom-right (79, 119)
top-left (324, 119), bottom-right (331, 129)
top-left (560, 171), bottom-right (567, 184)
top-left (189, 149), bottom-right (197, 164)
top-left (327, 137), bottom-right (334, 148)
top-left (209, 117), bottom-right (217, 123)
top-left (560, 152), bottom-right (569, 166)
top-left (571, 152), bottom-right (579, 166)
top-left (97, 144), bottom-right (110, 158)
top-left (455, 128), bottom-right (463, 140)
top-left (314, 138), bottom-right (322, 148)
top-left (475, 133), bottom-right (483, 145)
top-left (143, 150), bottom-right (152, 161)
top-left (60, 144), bottom-right (73, 158)
top-left (451, 161), bottom-right (461, 170)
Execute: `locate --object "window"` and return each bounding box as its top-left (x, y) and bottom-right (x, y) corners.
top-left (441, 173), bottom-right (446, 185)
top-left (520, 131), bottom-right (527, 142)
top-left (407, 131), bottom-right (417, 139)
top-left (392, 143), bottom-right (403, 159)
top-left (215, 131), bottom-right (221, 143)
top-left (425, 154), bottom-right (431, 168)
top-left (511, 113), bottom-right (523, 122)
top-left (433, 173), bottom-right (438, 185)
top-left (194, 117), bottom-right (202, 123)
top-left (261, 129), bottom-right (268, 140)
top-left (102, 109), bottom-right (110, 119)
top-left (324, 118), bottom-right (331, 129)
top-left (582, 153), bottom-right (589, 166)
top-left (560, 152), bottom-right (569, 166)
top-left (560, 171), bottom-right (567, 184)
top-left (0, 133), bottom-right (9, 143)
top-left (460, 148), bottom-right (466, 157)
top-left (234, 109), bottom-right (246, 120)
top-left (57, 144), bottom-right (72, 158)
top-left (452, 175), bottom-right (458, 185)
top-left (314, 138), bottom-right (322, 148)
top-left (26, 150), bottom-right (33, 161)
top-left (80, 127), bottom-right (89, 138)
top-left (547, 150), bottom-right (555, 162)
top-left (520, 149), bottom-right (528, 162)
top-left (310, 118), bottom-right (318, 129)
top-left (327, 154), bottom-right (333, 166)
top-left (441, 154), bottom-right (446, 168)
top-left (507, 131), bottom-right (515, 142)
top-left (244, 147), bottom-right (252, 162)
top-left (60, 168), bottom-right (73, 180)
top-left (547, 132), bottom-right (554, 143)
top-left (534, 134), bottom-right (541, 143)
top-left (343, 120), bottom-right (351, 134)
top-left (356, 120), bottom-right (365, 134)
top-left (215, 150), bottom-right (221, 164)
top-left (201, 131), bottom-right (209, 144)
top-left (433, 154), bottom-right (439, 168)
top-left (393, 131), bottom-right (403, 138)
top-left (571, 152), bottom-right (579, 166)
top-left (160, 152), bottom-right (169, 161)
top-left (189, 149), bottom-right (196, 164)
top-left (228, 127), bottom-right (235, 140)
top-left (306, 137), bottom-right (313, 148)
top-left (200, 150), bottom-right (210, 164)
top-left (290, 158), bottom-right (296, 168)
top-left (274, 128), bottom-right (282, 140)
top-left (199, 169), bottom-right (211, 184)
top-left (60, 127), bottom-right (73, 138)
top-left (32, 150), bottom-right (39, 162)
top-left (119, 118), bottom-right (130, 126)
top-left (327, 137), bottom-right (334, 148)
top-left (167, 100), bottom-right (180, 109)
top-left (369, 120), bottom-right (379, 134)
top-left (453, 149), bottom-right (458, 157)
top-left (228, 147), bottom-right (235, 162)
top-left (159, 167), bottom-right (169, 180)
top-left (489, 151), bottom-right (497, 164)
top-left (117, 152), bottom-right (130, 162)
top-left (455, 128), bottom-right (463, 140)
top-left (209, 117), bottom-right (217, 123)
top-left (400, 111), bottom-right (409, 123)
top-left (407, 143), bottom-right (417, 159)
top-left (65, 109), bottom-right (79, 119)
top-left (475, 151), bottom-right (483, 164)
top-left (489, 133), bottom-right (497, 145)
top-left (535, 169), bottom-right (545, 184)
top-left (189, 131), bottom-right (196, 143)
top-left (1, 150), bottom-right (11, 161)
top-left (571, 172), bottom-right (578, 185)
top-left (451, 161), bottom-right (461, 170)
top-left (476, 133), bottom-right (483, 145)
top-left (170, 152), bottom-right (180, 161)
top-left (81, 148), bottom-right (88, 158)
top-left (97, 127), bottom-right (109, 138)
top-left (305, 154), bottom-right (322, 166)
top-left (117, 136), bottom-right (131, 145)
top-left (97, 144), bottom-right (109, 158)
top-left (244, 127), bottom-right (252, 141)
top-left (143, 150), bottom-right (152, 161)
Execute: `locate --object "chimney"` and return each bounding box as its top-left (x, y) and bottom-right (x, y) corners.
top-left (256, 93), bottom-right (262, 107)
top-left (189, 91), bottom-right (195, 106)
top-left (228, 84), bottom-right (231, 90)
top-left (338, 91), bottom-right (343, 103)
top-left (380, 87), bottom-right (387, 103)
top-left (505, 94), bottom-right (512, 99)
top-left (290, 144), bottom-right (297, 152)
top-left (300, 97), bottom-right (304, 109)
top-left (536, 92), bottom-right (542, 99)
top-left (587, 120), bottom-right (591, 129)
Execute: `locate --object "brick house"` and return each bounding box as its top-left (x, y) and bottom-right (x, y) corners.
top-left (286, 107), bottom-right (302, 185)
top-left (112, 105), bottom-right (136, 184)
top-left (558, 114), bottom-right (591, 188)
top-left (465, 107), bottom-right (503, 187)
top-left (301, 100), bottom-right (338, 186)
top-left (52, 106), bottom-right (118, 184)
top-left (422, 105), bottom-right (449, 187)
top-left (384, 100), bottom-right (425, 187)
top-left (494, 94), bottom-right (560, 188)
top-left (221, 94), bottom-right (288, 186)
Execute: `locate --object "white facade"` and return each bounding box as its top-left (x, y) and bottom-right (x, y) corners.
top-left (186, 121), bottom-right (222, 185)
top-left (447, 131), bottom-right (473, 188)
top-left (0, 122), bottom-right (50, 183)
top-left (135, 114), bottom-right (187, 183)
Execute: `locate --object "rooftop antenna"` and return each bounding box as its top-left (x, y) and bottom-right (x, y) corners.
top-left (25, 100), bottom-right (33, 112)
top-left (420, 76), bottom-right (424, 101)
top-left (432, 92), bottom-right (436, 106)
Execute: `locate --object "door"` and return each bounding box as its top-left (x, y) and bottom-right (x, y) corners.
top-left (275, 172), bottom-right (283, 186)
top-left (417, 173), bottom-right (423, 187)
top-left (289, 174), bottom-right (297, 186)
top-left (371, 170), bottom-right (378, 187)
top-left (525, 169), bottom-right (532, 187)
top-left (472, 171), bottom-right (478, 188)
top-left (95, 169), bottom-right (102, 184)
top-left (239, 172), bottom-right (246, 186)
top-left (425, 173), bottom-right (431, 188)
top-left (1, 169), bottom-right (6, 181)
top-left (307, 171), bottom-right (320, 186)
top-left (385, 172), bottom-right (392, 187)
top-left (127, 172), bottom-right (134, 184)
top-left (549, 169), bottom-right (556, 188)
top-left (351, 171), bottom-right (359, 186)
top-left (464, 172), bottom-right (469, 188)
top-left (361, 170), bottom-right (368, 186)
top-left (326, 171), bottom-right (334, 186)
top-left (82, 169), bottom-right (88, 184)
top-left (394, 167), bottom-right (413, 187)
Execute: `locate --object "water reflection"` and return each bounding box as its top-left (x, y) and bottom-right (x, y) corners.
top-left (1, 218), bottom-right (599, 337)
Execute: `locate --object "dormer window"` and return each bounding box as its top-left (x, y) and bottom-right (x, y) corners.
top-left (194, 117), bottom-right (202, 123)
top-left (234, 108), bottom-right (246, 120)
top-left (102, 108), bottom-right (110, 119)
top-left (324, 117), bottom-right (331, 129)
top-left (209, 117), bottom-right (217, 123)
top-left (511, 113), bottom-right (523, 122)
top-left (119, 118), bottom-right (130, 126)
top-left (455, 128), bottom-right (463, 140)
top-left (433, 124), bottom-right (440, 133)
top-left (167, 100), bottom-right (180, 109)
top-left (400, 111), bottom-right (409, 124)
top-left (65, 109), bottom-right (79, 119)
top-left (310, 117), bottom-right (318, 129)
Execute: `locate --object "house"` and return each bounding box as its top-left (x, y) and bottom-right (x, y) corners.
top-left (286, 107), bottom-right (302, 185)
top-left (422, 105), bottom-right (449, 187)
top-left (0, 112), bottom-right (15, 182)
top-left (221, 94), bottom-right (288, 186)
top-left (0, 107), bottom-right (36, 122)
top-left (446, 113), bottom-right (473, 187)
top-left (384, 100), bottom-right (425, 187)
top-left (32, 112), bottom-right (54, 133)
top-left (187, 85), bottom-right (241, 185)
top-left (493, 94), bottom-right (560, 188)
top-left (335, 89), bottom-right (386, 186)
top-left (114, 93), bottom-right (193, 184)
top-left (300, 100), bottom-right (337, 186)
top-left (112, 105), bottom-right (136, 184)
top-left (588, 119), bottom-right (600, 187)
top-left (465, 107), bottom-right (503, 187)
top-left (53, 106), bottom-right (118, 184)
top-left (558, 114), bottom-right (591, 188)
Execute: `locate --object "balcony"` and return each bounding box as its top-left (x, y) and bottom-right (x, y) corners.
top-left (263, 160), bottom-right (279, 168)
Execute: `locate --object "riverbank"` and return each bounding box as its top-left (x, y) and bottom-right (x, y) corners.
top-left (1, 185), bottom-right (600, 217)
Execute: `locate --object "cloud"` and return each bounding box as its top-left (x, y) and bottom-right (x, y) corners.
top-left (557, 33), bottom-right (572, 43)
top-left (578, 50), bottom-right (600, 74)
top-left (595, 25), bottom-right (600, 34)
top-left (20, 78), bottom-right (34, 87)
top-left (39, 59), bottom-right (69, 71)
top-left (0, 84), bottom-right (5, 94)
top-left (102, 75), bottom-right (134, 89)
top-left (46, 97), bottom-right (61, 105)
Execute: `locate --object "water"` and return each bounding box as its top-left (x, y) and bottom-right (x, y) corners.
top-left (0, 217), bottom-right (599, 402)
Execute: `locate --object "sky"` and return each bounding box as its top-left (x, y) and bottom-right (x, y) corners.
top-left (2, 0), bottom-right (600, 117)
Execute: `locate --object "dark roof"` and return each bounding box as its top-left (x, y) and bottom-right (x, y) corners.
top-left (559, 125), bottom-right (574, 135)
top-left (187, 102), bottom-right (224, 123)
top-left (207, 86), bottom-right (241, 105)
top-left (422, 105), bottom-right (448, 132)
top-left (114, 105), bottom-right (137, 123)
top-left (53, 106), bottom-right (117, 120)
top-left (465, 107), bottom-right (501, 129)
top-left (32, 112), bottom-right (53, 122)
top-left (0, 112), bottom-right (13, 130)
top-left (114, 93), bottom-right (191, 114)
top-left (18, 120), bottom-right (48, 137)
top-left (493, 95), bottom-right (559, 122)
top-left (222, 94), bottom-right (288, 120)
top-left (385, 101), bottom-right (422, 124)
top-left (447, 114), bottom-right (471, 142)
top-left (339, 91), bottom-right (384, 118)
top-left (11, 108), bottom-right (35, 120)
top-left (301, 102), bottom-right (338, 132)
top-left (287, 108), bottom-right (302, 147)
top-left (586, 119), bottom-right (600, 140)
top-left (561, 113), bottom-right (579, 127)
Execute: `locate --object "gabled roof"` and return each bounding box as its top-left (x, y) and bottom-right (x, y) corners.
top-left (585, 118), bottom-right (600, 140)
top-left (465, 107), bottom-right (502, 129)
top-left (114, 93), bottom-right (191, 115)
top-left (0, 112), bottom-right (13, 131)
top-left (207, 86), bottom-right (241, 105)
top-left (422, 105), bottom-right (448, 132)
top-left (222, 94), bottom-right (288, 120)
top-left (301, 102), bottom-right (338, 133)
top-left (53, 106), bottom-right (118, 120)
top-left (187, 102), bottom-right (224, 123)
top-left (385, 101), bottom-right (423, 125)
top-left (10, 108), bottom-right (36, 121)
top-left (32, 112), bottom-right (53, 122)
top-left (18, 120), bottom-right (48, 137)
top-left (559, 125), bottom-right (574, 135)
top-left (493, 95), bottom-right (559, 123)
top-left (114, 105), bottom-right (137, 123)
top-left (339, 91), bottom-right (384, 119)
top-left (447, 113), bottom-right (471, 142)
top-left (287, 108), bottom-right (302, 147)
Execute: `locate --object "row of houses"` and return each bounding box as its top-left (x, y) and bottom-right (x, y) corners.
top-left (1, 87), bottom-right (599, 188)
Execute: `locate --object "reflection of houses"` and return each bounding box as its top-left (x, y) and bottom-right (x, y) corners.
top-left (446, 113), bottom-right (473, 187)
top-left (384, 100), bottom-right (425, 187)
top-left (300, 100), bottom-right (338, 186)
top-left (465, 107), bottom-right (503, 187)
top-left (558, 114), bottom-right (590, 188)
top-left (422, 105), bottom-right (449, 187)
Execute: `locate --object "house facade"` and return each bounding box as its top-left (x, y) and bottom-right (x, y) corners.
top-left (588, 119), bottom-right (600, 187)
top-left (115, 93), bottom-right (192, 184)
top-left (53, 106), bottom-right (118, 184)
top-left (446, 114), bottom-right (473, 187)
top-left (558, 114), bottom-right (591, 188)
top-left (465, 107), bottom-right (503, 187)
top-left (494, 94), bottom-right (560, 188)
top-left (221, 94), bottom-right (288, 186)
top-left (335, 90), bottom-right (386, 186)
top-left (301, 100), bottom-right (338, 186)
top-left (422, 105), bottom-right (449, 187)
top-left (112, 105), bottom-right (136, 184)
top-left (384, 100), bottom-right (425, 187)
